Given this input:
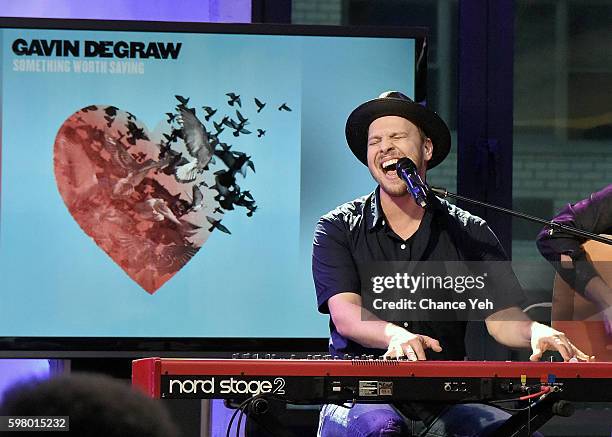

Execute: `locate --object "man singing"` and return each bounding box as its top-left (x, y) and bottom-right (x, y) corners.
top-left (313, 91), bottom-right (589, 436)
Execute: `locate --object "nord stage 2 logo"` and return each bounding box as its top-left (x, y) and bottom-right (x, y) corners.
top-left (161, 375), bottom-right (289, 399)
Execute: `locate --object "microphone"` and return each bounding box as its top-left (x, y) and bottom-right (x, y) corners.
top-left (396, 157), bottom-right (429, 208)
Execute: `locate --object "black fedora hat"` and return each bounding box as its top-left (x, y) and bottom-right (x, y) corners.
top-left (345, 91), bottom-right (451, 169)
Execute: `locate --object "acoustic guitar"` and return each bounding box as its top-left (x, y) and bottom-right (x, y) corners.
top-left (551, 236), bottom-right (612, 361)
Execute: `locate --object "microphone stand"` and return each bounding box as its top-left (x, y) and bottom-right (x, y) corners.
top-left (429, 186), bottom-right (612, 246)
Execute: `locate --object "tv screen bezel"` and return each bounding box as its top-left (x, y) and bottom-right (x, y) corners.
top-left (0, 17), bottom-right (427, 357)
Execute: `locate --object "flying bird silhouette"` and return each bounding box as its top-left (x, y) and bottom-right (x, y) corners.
top-left (175, 95), bottom-right (190, 107)
top-left (213, 121), bottom-right (225, 136)
top-left (278, 103), bottom-right (292, 112)
top-left (226, 92), bottom-right (242, 107)
top-left (257, 129), bottom-right (266, 138)
top-left (125, 120), bottom-right (149, 145)
top-left (246, 205), bottom-right (258, 217)
top-left (213, 169), bottom-right (238, 199)
top-left (215, 150), bottom-right (254, 177)
top-left (81, 105), bottom-right (98, 113)
top-left (230, 110), bottom-right (252, 136)
top-left (188, 184), bottom-right (205, 212)
top-left (254, 97), bottom-right (266, 113)
top-left (174, 106), bottom-right (215, 183)
top-left (235, 192), bottom-right (256, 210)
top-left (207, 216), bottom-right (231, 234)
top-left (104, 106), bottom-right (118, 116)
top-left (222, 117), bottom-right (238, 129)
top-left (202, 106), bottom-right (217, 122)
top-left (236, 110), bottom-right (249, 125)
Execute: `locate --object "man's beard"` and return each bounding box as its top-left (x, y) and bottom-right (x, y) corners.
top-left (369, 168), bottom-right (410, 198)
top-left (380, 180), bottom-right (410, 198)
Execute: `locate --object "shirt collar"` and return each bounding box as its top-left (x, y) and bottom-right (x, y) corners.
top-left (367, 187), bottom-right (445, 233)
top-left (367, 186), bottom-right (384, 231)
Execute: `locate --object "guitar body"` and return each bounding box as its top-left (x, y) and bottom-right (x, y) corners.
top-left (551, 236), bottom-right (612, 361)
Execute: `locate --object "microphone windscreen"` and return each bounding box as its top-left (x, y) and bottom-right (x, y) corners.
top-left (396, 157), bottom-right (417, 175)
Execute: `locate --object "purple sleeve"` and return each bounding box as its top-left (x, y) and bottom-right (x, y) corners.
top-left (536, 184), bottom-right (612, 294)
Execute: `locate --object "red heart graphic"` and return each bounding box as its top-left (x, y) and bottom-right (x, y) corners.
top-left (54, 105), bottom-right (217, 293)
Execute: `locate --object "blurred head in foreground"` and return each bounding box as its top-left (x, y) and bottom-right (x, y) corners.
top-left (0, 372), bottom-right (180, 437)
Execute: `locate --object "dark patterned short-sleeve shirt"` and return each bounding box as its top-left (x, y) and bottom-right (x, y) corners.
top-left (312, 187), bottom-right (526, 359)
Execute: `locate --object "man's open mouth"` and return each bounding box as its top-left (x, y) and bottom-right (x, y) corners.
top-left (381, 158), bottom-right (399, 176)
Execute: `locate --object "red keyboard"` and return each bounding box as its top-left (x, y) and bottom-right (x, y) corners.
top-left (132, 358), bottom-right (612, 402)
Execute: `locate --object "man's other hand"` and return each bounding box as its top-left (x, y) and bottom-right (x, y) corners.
top-left (529, 322), bottom-right (592, 362)
top-left (383, 330), bottom-right (442, 361)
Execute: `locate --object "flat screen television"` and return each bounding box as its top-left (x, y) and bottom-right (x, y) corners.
top-left (0, 17), bottom-right (427, 357)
